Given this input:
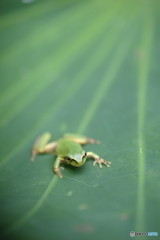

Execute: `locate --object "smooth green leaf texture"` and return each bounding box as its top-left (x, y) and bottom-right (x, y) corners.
top-left (0, 0), bottom-right (160, 239)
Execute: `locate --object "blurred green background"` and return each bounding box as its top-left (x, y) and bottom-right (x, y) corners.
top-left (0, 0), bottom-right (160, 239)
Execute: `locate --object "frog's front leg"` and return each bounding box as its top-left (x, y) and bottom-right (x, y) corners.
top-left (53, 156), bottom-right (65, 178)
top-left (86, 152), bottom-right (111, 168)
top-left (31, 132), bottom-right (57, 161)
top-left (64, 133), bottom-right (100, 145)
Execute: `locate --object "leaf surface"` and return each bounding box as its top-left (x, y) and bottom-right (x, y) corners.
top-left (0, 0), bottom-right (160, 239)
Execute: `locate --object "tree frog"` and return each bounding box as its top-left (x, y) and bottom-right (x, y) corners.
top-left (31, 133), bottom-right (111, 178)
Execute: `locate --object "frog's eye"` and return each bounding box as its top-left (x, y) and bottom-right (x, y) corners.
top-left (82, 152), bottom-right (87, 159)
top-left (66, 157), bottom-right (71, 161)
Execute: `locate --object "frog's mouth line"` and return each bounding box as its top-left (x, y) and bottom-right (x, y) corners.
top-left (71, 158), bottom-right (86, 167)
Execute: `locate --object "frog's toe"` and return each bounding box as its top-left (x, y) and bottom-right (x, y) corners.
top-left (93, 158), bottom-right (111, 168)
top-left (54, 167), bottom-right (64, 178)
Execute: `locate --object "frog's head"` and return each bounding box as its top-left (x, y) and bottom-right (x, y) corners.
top-left (65, 151), bottom-right (87, 167)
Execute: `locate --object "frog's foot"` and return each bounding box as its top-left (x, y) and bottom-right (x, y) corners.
top-left (93, 158), bottom-right (111, 168)
top-left (64, 133), bottom-right (100, 145)
top-left (31, 150), bottom-right (37, 162)
top-left (54, 167), bottom-right (64, 178)
top-left (88, 138), bottom-right (100, 144)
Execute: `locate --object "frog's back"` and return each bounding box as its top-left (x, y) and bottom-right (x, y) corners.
top-left (56, 138), bottom-right (83, 157)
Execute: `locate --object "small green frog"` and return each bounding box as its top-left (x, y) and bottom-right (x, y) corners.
top-left (31, 133), bottom-right (111, 178)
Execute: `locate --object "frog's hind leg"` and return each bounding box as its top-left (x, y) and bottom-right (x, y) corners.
top-left (31, 132), bottom-right (57, 161)
top-left (63, 133), bottom-right (100, 145)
